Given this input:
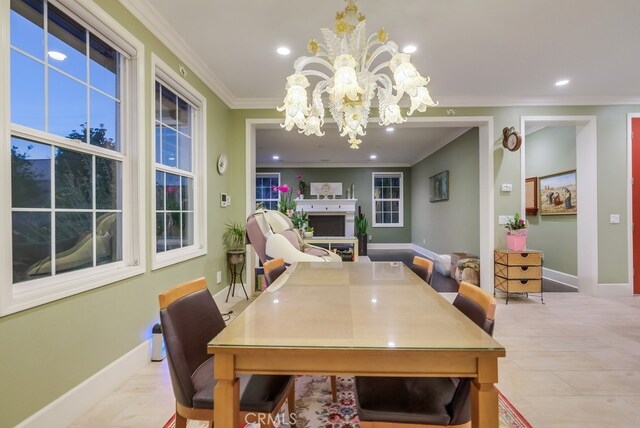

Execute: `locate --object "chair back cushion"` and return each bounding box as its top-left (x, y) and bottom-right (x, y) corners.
top-left (159, 281), bottom-right (226, 408)
top-left (453, 281), bottom-right (496, 336)
top-left (413, 256), bottom-right (434, 284)
top-left (246, 211), bottom-right (269, 264)
top-left (263, 258), bottom-right (286, 286)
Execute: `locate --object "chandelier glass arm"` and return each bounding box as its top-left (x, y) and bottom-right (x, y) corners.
top-left (364, 43), bottom-right (398, 71)
top-left (299, 69), bottom-right (332, 81)
top-left (294, 56), bottom-right (335, 74)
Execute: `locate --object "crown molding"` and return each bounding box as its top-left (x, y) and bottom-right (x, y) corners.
top-left (410, 127), bottom-right (472, 166)
top-left (118, 0), bottom-right (236, 108)
top-left (256, 162), bottom-right (410, 168)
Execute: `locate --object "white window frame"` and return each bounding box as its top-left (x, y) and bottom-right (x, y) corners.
top-left (371, 172), bottom-right (404, 228)
top-left (256, 172), bottom-right (280, 210)
top-left (0, 0), bottom-right (146, 316)
top-left (151, 54), bottom-right (207, 270)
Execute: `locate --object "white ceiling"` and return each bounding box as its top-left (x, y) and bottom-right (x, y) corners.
top-left (123, 0), bottom-right (640, 108)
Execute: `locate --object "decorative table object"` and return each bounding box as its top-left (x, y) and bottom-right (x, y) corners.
top-left (494, 249), bottom-right (543, 304)
top-left (504, 212), bottom-right (528, 251)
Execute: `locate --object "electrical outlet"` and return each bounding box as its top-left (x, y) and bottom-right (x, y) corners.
top-left (501, 183), bottom-right (513, 192)
top-left (369, 235), bottom-right (372, 241)
top-left (422, 238), bottom-right (426, 245)
top-left (610, 214), bottom-right (620, 224)
top-left (216, 271), bottom-right (222, 284)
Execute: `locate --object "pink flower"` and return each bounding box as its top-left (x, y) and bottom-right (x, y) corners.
top-left (278, 184), bottom-right (290, 193)
top-left (272, 185), bottom-right (277, 192)
top-left (296, 173), bottom-right (302, 179)
top-left (296, 189), bottom-right (301, 195)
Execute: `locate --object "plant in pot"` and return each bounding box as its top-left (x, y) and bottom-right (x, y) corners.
top-left (223, 221), bottom-right (246, 267)
top-left (504, 212), bottom-right (528, 251)
top-left (355, 206), bottom-right (368, 256)
top-left (291, 210), bottom-right (309, 234)
top-left (304, 226), bottom-right (314, 238)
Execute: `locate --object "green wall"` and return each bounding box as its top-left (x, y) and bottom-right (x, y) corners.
top-left (525, 126), bottom-right (577, 275)
top-left (0, 1), bottom-right (245, 426)
top-left (411, 128), bottom-right (480, 255)
top-left (256, 167), bottom-right (412, 243)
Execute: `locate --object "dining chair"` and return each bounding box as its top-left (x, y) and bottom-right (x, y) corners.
top-left (413, 255), bottom-right (434, 285)
top-left (263, 257), bottom-right (286, 288)
top-left (159, 277), bottom-right (296, 428)
top-left (354, 281), bottom-right (496, 427)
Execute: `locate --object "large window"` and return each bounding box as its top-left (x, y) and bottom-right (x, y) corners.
top-left (372, 172), bottom-right (403, 227)
top-left (256, 173), bottom-right (280, 210)
top-left (2, 0), bottom-right (144, 315)
top-left (152, 56), bottom-right (206, 269)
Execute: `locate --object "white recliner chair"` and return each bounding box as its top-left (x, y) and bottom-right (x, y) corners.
top-left (246, 209), bottom-right (342, 265)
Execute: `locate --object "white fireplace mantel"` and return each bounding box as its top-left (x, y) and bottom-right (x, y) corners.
top-left (296, 199), bottom-right (357, 237)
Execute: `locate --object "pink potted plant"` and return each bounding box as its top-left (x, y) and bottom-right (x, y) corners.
top-left (504, 212), bottom-right (528, 251)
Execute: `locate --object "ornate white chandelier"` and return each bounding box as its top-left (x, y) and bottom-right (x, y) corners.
top-left (278, 0), bottom-right (437, 149)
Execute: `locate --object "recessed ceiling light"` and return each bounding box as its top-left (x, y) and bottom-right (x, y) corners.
top-left (48, 51), bottom-right (66, 61)
top-left (402, 45), bottom-right (417, 54)
top-left (555, 79), bottom-right (570, 86)
top-left (276, 46), bottom-right (291, 56)
top-left (272, 155), bottom-right (280, 160)
top-left (369, 154), bottom-right (377, 160)
top-left (386, 127), bottom-right (395, 132)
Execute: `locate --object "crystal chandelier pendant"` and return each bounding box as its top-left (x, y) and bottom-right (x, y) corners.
top-left (278, 0), bottom-right (438, 149)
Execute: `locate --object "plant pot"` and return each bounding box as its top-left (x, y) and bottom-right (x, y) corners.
top-left (357, 233), bottom-right (368, 256)
top-left (304, 231), bottom-right (313, 238)
top-left (227, 250), bottom-right (245, 266)
top-left (506, 233), bottom-right (527, 252)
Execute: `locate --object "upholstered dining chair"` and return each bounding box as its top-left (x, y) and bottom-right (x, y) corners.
top-left (354, 281), bottom-right (496, 427)
top-left (413, 255), bottom-right (434, 285)
top-left (159, 277), bottom-right (296, 428)
top-left (263, 257), bottom-right (286, 288)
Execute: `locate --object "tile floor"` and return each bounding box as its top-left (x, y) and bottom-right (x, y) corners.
top-left (72, 289), bottom-right (640, 428)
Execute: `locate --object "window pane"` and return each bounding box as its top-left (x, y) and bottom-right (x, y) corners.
top-left (96, 212), bottom-right (121, 265)
top-left (391, 201), bottom-right (399, 212)
top-left (177, 98), bottom-right (191, 136)
top-left (375, 201), bottom-right (382, 211)
top-left (155, 82), bottom-right (161, 121)
top-left (55, 148), bottom-right (92, 209)
top-left (12, 137), bottom-right (51, 208)
top-left (166, 213), bottom-right (181, 250)
top-left (47, 4), bottom-right (86, 81)
top-left (162, 125), bottom-right (177, 167)
top-left (178, 133), bottom-right (191, 171)
top-left (383, 212), bottom-right (391, 223)
top-left (374, 177), bottom-right (382, 187)
top-left (48, 69), bottom-right (87, 139)
top-left (165, 173), bottom-right (180, 210)
top-left (182, 212), bottom-right (194, 247)
top-left (90, 90), bottom-right (119, 151)
top-left (156, 171), bottom-right (165, 211)
top-left (55, 212), bottom-right (92, 274)
top-left (156, 213), bottom-right (165, 253)
top-left (95, 157), bottom-right (121, 209)
top-left (11, 50), bottom-right (45, 130)
top-left (382, 187), bottom-right (390, 199)
top-left (391, 187), bottom-right (400, 199)
top-left (181, 176), bottom-right (193, 210)
top-left (161, 86), bottom-right (177, 127)
top-left (392, 213), bottom-right (399, 224)
top-left (89, 33), bottom-right (118, 98)
top-left (376, 212), bottom-right (382, 223)
top-left (12, 211), bottom-right (51, 284)
top-left (155, 124), bottom-right (162, 163)
top-left (10, 0), bottom-right (44, 59)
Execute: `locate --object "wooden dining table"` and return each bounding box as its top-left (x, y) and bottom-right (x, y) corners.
top-left (208, 261), bottom-right (505, 427)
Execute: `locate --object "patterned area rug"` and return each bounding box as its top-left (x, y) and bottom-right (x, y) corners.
top-left (164, 376), bottom-right (530, 428)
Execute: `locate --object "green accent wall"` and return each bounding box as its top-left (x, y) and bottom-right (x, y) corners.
top-left (410, 129), bottom-right (480, 255)
top-left (256, 167), bottom-right (412, 243)
top-left (0, 1), bottom-right (245, 425)
top-left (525, 126), bottom-right (577, 276)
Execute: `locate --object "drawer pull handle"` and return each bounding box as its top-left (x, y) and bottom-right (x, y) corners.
top-left (520, 280), bottom-right (529, 285)
top-left (521, 266), bottom-right (529, 271)
top-left (521, 253), bottom-right (529, 257)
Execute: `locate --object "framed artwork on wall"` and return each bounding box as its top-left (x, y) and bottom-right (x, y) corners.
top-left (525, 177), bottom-right (538, 215)
top-left (429, 170), bottom-right (449, 202)
top-left (539, 170), bottom-right (577, 215)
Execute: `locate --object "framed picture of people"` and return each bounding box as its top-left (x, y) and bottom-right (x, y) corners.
top-left (539, 170), bottom-right (577, 215)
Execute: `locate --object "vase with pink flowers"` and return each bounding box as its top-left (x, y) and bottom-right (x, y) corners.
top-left (272, 184), bottom-right (297, 217)
top-left (296, 172), bottom-right (306, 199)
top-left (504, 212), bottom-right (528, 251)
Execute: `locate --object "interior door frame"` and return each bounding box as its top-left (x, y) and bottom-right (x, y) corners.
top-left (627, 114), bottom-right (640, 294)
top-left (520, 116), bottom-right (598, 295)
top-left (246, 116), bottom-right (495, 294)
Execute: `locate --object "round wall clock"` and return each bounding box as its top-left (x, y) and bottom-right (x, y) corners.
top-left (217, 153), bottom-right (228, 174)
top-left (502, 127), bottom-right (522, 152)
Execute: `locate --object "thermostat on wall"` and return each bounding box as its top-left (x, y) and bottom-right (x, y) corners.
top-left (221, 193), bottom-right (231, 207)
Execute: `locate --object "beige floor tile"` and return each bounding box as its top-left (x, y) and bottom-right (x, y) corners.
top-left (582, 348), bottom-right (640, 370)
top-left (524, 395), bottom-right (640, 427)
top-left (507, 351), bottom-right (603, 371)
top-left (621, 395), bottom-right (640, 411)
top-left (555, 370), bottom-right (640, 395)
top-left (498, 370), bottom-right (580, 397)
top-left (495, 336), bottom-right (547, 352)
top-left (532, 335), bottom-right (610, 352)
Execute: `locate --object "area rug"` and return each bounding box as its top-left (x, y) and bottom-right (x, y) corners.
top-left (163, 376), bottom-right (531, 428)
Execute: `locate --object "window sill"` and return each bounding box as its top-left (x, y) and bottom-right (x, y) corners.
top-left (152, 246), bottom-right (207, 271)
top-left (2, 263), bottom-right (145, 316)
top-left (372, 223), bottom-right (404, 228)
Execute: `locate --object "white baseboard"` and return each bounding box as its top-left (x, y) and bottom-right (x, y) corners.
top-left (595, 283), bottom-right (633, 297)
top-left (410, 244), bottom-right (439, 260)
top-left (542, 267), bottom-right (578, 289)
top-left (368, 243), bottom-right (412, 250)
top-left (16, 340), bottom-right (152, 428)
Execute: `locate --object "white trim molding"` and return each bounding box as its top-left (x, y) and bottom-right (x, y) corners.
top-left (410, 243), bottom-right (439, 260)
top-left (594, 283), bottom-right (633, 297)
top-left (368, 243), bottom-right (412, 250)
top-left (15, 340), bottom-right (151, 428)
top-left (542, 267), bottom-right (578, 289)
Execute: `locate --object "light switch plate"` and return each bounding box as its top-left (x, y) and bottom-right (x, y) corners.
top-left (216, 271), bottom-right (222, 283)
top-left (501, 183), bottom-right (513, 192)
top-left (610, 214), bottom-right (620, 224)
top-left (498, 215), bottom-right (510, 225)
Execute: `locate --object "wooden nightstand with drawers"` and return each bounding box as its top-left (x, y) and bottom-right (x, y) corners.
top-left (494, 249), bottom-right (544, 304)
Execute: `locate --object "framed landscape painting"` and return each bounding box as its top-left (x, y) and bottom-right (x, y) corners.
top-left (539, 170), bottom-right (577, 215)
top-left (429, 170), bottom-right (449, 202)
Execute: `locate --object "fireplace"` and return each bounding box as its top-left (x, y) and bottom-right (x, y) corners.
top-left (308, 215), bottom-right (346, 237)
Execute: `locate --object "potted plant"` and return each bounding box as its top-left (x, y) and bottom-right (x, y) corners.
top-left (504, 212), bottom-right (528, 251)
top-left (223, 221), bottom-right (246, 266)
top-left (296, 172), bottom-right (306, 199)
top-left (355, 206), bottom-right (368, 256)
top-left (304, 226), bottom-right (314, 238)
top-left (291, 210), bottom-right (309, 232)
top-left (272, 184), bottom-right (297, 217)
